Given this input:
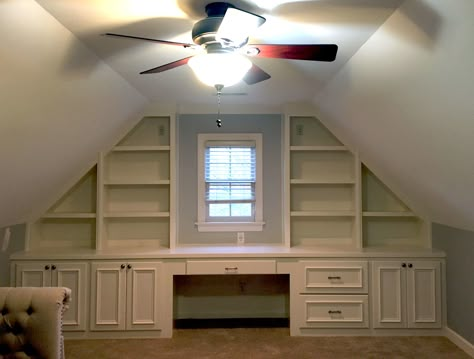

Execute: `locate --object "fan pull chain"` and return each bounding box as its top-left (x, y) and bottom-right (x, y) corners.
top-left (215, 84), bottom-right (223, 128)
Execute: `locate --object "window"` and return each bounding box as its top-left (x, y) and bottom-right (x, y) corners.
top-left (196, 133), bottom-right (264, 232)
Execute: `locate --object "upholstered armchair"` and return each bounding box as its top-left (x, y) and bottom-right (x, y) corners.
top-left (0, 287), bottom-right (71, 359)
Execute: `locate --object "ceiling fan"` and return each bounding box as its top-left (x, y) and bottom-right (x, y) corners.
top-left (105, 2), bottom-right (338, 87)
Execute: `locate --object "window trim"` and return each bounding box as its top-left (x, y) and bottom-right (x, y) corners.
top-left (196, 133), bottom-right (264, 232)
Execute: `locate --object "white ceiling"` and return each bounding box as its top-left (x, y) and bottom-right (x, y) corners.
top-left (36, 0), bottom-right (403, 105)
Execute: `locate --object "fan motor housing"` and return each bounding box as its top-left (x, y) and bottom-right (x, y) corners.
top-left (192, 2), bottom-right (235, 46)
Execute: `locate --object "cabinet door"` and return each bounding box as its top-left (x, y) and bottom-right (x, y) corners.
top-left (372, 261), bottom-right (406, 328)
top-left (406, 261), bottom-right (441, 328)
top-left (51, 262), bottom-right (88, 331)
top-left (90, 261), bottom-right (127, 331)
top-left (15, 262), bottom-right (51, 287)
top-left (126, 261), bottom-right (162, 330)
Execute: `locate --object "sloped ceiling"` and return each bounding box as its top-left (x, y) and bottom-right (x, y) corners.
top-left (1, 0), bottom-right (473, 233)
top-left (0, 0), bottom-right (147, 228)
top-left (314, 0), bottom-right (474, 231)
top-left (34, 0), bottom-right (403, 104)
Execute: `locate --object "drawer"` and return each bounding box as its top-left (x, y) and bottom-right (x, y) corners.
top-left (298, 260), bottom-right (368, 293)
top-left (186, 260), bottom-right (276, 275)
top-left (296, 294), bottom-right (369, 328)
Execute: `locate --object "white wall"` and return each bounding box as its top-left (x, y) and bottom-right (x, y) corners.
top-left (313, 0), bottom-right (474, 231)
top-left (0, 0), bottom-right (148, 227)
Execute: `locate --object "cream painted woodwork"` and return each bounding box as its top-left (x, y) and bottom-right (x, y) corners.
top-left (286, 116), bottom-right (359, 249)
top-left (361, 165), bottom-right (430, 248)
top-left (27, 167), bottom-right (97, 251)
top-left (296, 260), bottom-right (368, 294)
top-left (90, 261), bottom-right (162, 331)
top-left (296, 294), bottom-right (369, 328)
top-left (292, 260), bottom-right (369, 331)
top-left (285, 115), bottom-right (429, 249)
top-left (13, 261), bottom-right (88, 331)
top-left (371, 260), bottom-right (442, 329)
top-left (186, 260), bottom-right (276, 275)
top-left (10, 111), bottom-right (445, 339)
top-left (99, 116), bottom-right (174, 250)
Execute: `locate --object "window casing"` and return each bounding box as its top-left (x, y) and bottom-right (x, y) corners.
top-left (196, 133), bottom-right (264, 232)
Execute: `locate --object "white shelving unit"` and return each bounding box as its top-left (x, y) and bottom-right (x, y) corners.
top-left (28, 166), bottom-right (98, 250)
top-left (98, 116), bottom-right (174, 250)
top-left (285, 115), bottom-right (428, 250)
top-left (361, 164), bottom-right (428, 248)
top-left (286, 116), bottom-right (359, 249)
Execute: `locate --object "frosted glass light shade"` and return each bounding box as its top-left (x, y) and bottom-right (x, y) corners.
top-left (188, 52), bottom-right (252, 87)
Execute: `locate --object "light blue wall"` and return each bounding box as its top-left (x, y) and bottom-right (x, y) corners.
top-left (432, 222), bottom-right (474, 344)
top-left (0, 224), bottom-right (25, 286)
top-left (177, 114), bottom-right (283, 245)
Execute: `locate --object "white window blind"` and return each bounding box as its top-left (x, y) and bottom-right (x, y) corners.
top-left (205, 141), bottom-right (256, 220)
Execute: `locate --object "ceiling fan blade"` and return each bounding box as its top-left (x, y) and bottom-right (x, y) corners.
top-left (105, 33), bottom-right (195, 49)
top-left (249, 44), bottom-right (338, 62)
top-left (140, 56), bottom-right (194, 74)
top-left (243, 63), bottom-right (271, 85)
top-left (217, 7), bottom-right (266, 46)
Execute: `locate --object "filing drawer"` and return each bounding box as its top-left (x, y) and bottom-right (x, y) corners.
top-left (186, 260), bottom-right (276, 275)
top-left (298, 260), bottom-right (368, 293)
top-left (296, 294), bottom-right (369, 328)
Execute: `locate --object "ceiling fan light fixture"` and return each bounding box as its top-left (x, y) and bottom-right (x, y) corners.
top-left (216, 7), bottom-right (266, 47)
top-left (188, 52), bottom-right (252, 87)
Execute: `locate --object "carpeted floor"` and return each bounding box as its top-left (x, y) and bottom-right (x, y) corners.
top-left (64, 328), bottom-right (471, 359)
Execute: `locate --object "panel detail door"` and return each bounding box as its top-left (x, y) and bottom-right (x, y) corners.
top-left (14, 261), bottom-right (88, 331)
top-left (15, 262), bottom-right (51, 287)
top-left (372, 260), bottom-right (441, 329)
top-left (126, 261), bottom-right (162, 330)
top-left (90, 261), bottom-right (127, 331)
top-left (372, 261), bottom-right (406, 328)
top-left (52, 262), bottom-right (89, 331)
top-left (406, 260), bottom-right (441, 328)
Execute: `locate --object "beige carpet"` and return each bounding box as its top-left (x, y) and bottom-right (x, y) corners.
top-left (64, 328), bottom-right (471, 359)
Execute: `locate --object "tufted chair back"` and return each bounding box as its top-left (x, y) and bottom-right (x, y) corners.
top-left (0, 287), bottom-right (71, 359)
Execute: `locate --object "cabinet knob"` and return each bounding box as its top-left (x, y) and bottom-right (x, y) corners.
top-left (120, 264), bottom-right (126, 269)
top-left (127, 264), bottom-right (132, 269)
top-left (401, 263), bottom-right (407, 268)
top-left (408, 263), bottom-right (413, 268)
top-left (51, 265), bottom-right (56, 270)
top-left (45, 265), bottom-right (50, 270)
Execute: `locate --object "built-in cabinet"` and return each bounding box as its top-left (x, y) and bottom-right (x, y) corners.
top-left (372, 260), bottom-right (441, 329)
top-left (14, 261), bottom-right (88, 331)
top-left (11, 111), bottom-right (446, 339)
top-left (90, 261), bottom-right (162, 331)
top-left (293, 260), bottom-right (369, 330)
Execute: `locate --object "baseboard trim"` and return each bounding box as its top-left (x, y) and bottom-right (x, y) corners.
top-left (445, 326), bottom-right (474, 357)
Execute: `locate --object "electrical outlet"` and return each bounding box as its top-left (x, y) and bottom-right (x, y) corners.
top-left (237, 232), bottom-right (245, 245)
top-left (296, 124), bottom-right (304, 136)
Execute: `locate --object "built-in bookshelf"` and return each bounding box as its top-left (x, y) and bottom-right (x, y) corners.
top-left (27, 113), bottom-right (428, 252)
top-left (285, 115), bottom-right (428, 249)
top-left (28, 166), bottom-right (97, 250)
top-left (361, 164), bottom-right (428, 248)
top-left (287, 116), bottom-right (359, 248)
top-left (99, 116), bottom-right (172, 250)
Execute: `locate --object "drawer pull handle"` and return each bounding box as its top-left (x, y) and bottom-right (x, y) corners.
top-left (328, 310), bottom-right (342, 314)
top-left (328, 276), bottom-right (341, 280)
top-left (225, 267), bottom-right (238, 272)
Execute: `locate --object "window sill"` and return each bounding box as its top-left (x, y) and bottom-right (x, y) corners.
top-left (195, 222), bottom-right (265, 232)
